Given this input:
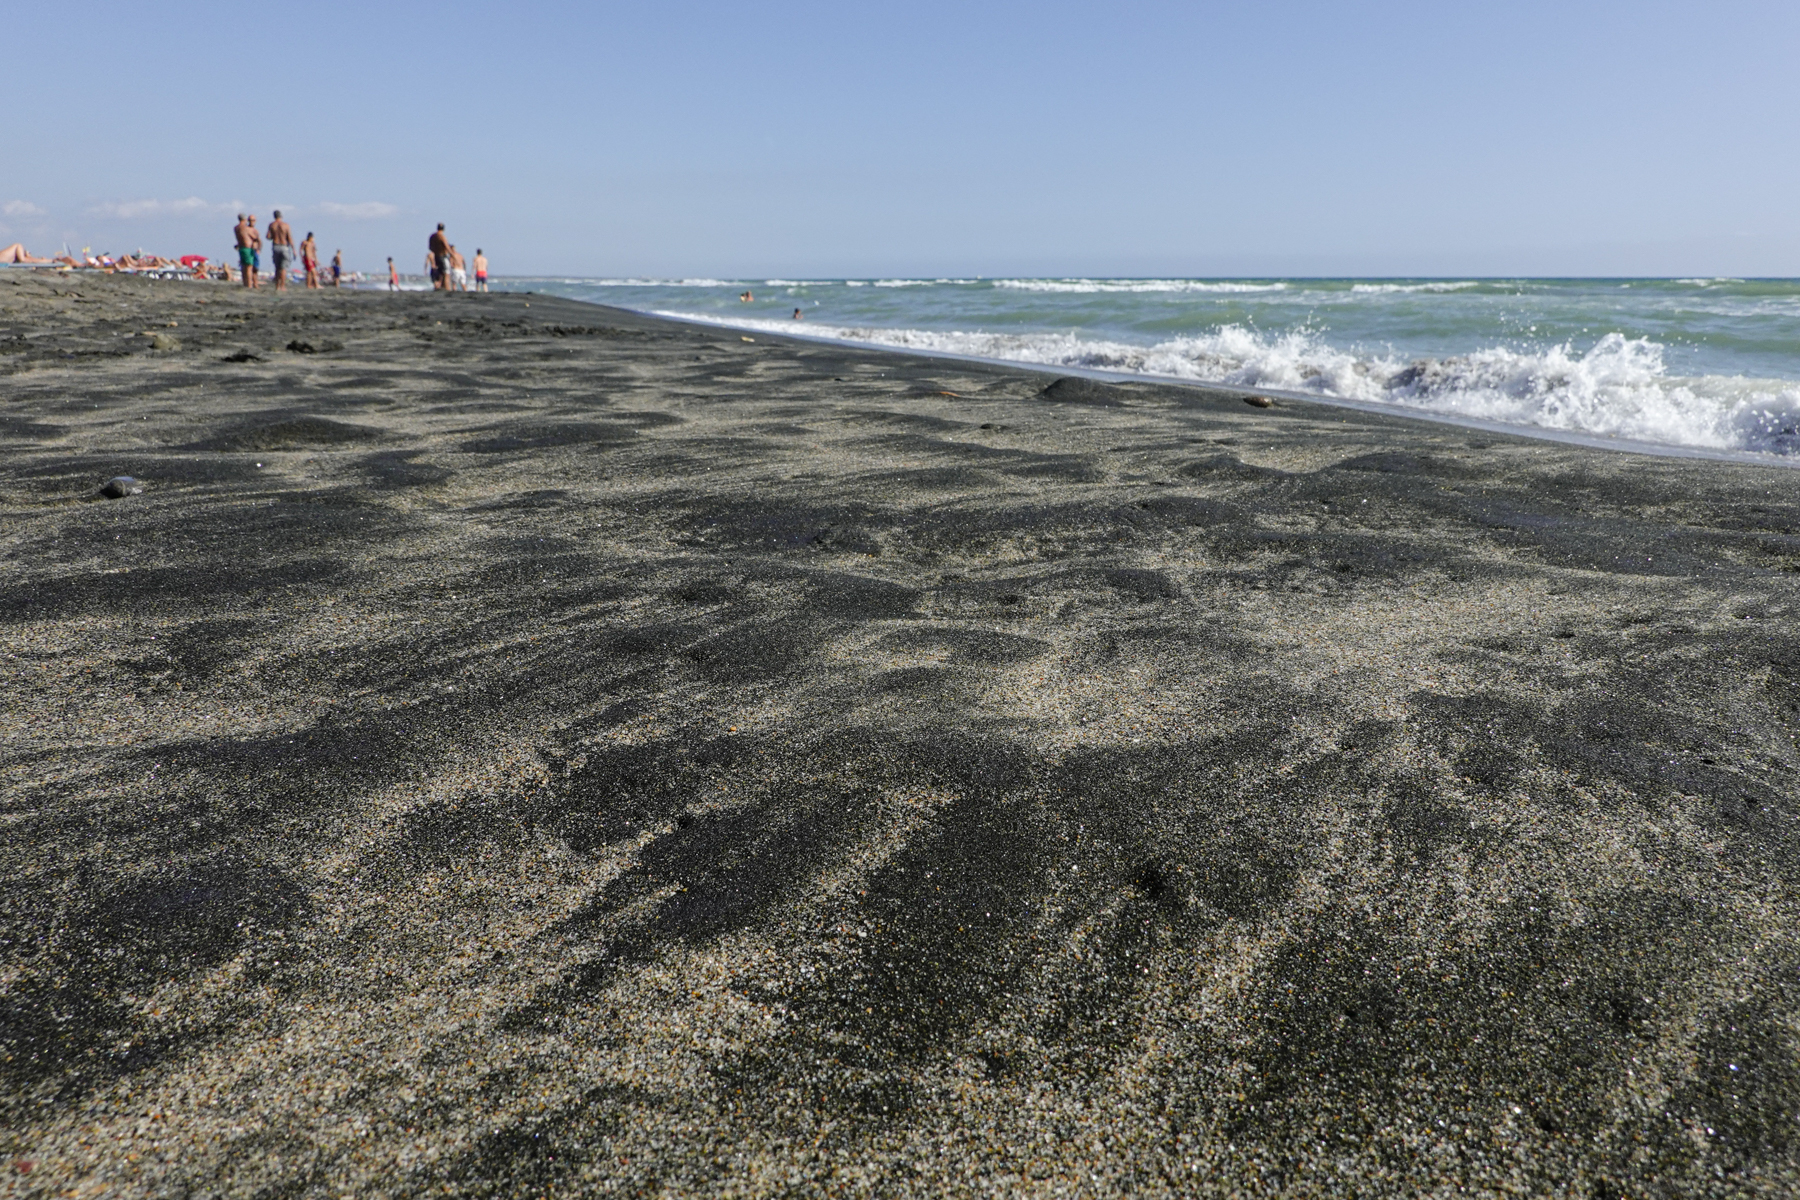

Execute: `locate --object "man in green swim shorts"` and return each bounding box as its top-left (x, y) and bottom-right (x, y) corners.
top-left (233, 213), bottom-right (259, 289)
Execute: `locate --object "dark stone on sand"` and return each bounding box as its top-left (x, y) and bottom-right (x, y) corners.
top-left (1244, 394), bottom-right (1275, 408)
top-left (1036, 377), bottom-right (1131, 407)
top-left (220, 350), bottom-right (263, 363)
top-left (286, 340), bottom-right (316, 353)
top-left (98, 476), bottom-right (140, 498)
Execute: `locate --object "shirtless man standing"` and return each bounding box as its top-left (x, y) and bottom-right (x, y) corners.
top-left (428, 224), bottom-right (450, 291)
top-left (267, 210), bottom-right (295, 292)
top-left (473, 248), bottom-right (488, 292)
top-left (300, 231), bottom-right (320, 289)
top-left (233, 214), bottom-right (256, 288)
top-left (449, 245), bottom-right (467, 292)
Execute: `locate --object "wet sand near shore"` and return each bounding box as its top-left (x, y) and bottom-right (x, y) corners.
top-left (4, 272), bottom-right (1800, 1197)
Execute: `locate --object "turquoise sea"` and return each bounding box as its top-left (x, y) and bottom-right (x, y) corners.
top-left (500, 277), bottom-right (1800, 459)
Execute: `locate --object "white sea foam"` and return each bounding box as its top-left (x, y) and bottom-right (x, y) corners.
top-left (991, 279), bottom-right (1288, 294)
top-left (1349, 281), bottom-right (1481, 295)
top-left (656, 309), bottom-right (1800, 456)
top-left (571, 278), bottom-right (739, 288)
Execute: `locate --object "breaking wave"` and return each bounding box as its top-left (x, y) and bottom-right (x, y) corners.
top-left (657, 311), bottom-right (1800, 456)
top-left (568, 278), bottom-right (740, 288)
top-left (1349, 281), bottom-right (1482, 294)
top-left (992, 279), bottom-right (1289, 294)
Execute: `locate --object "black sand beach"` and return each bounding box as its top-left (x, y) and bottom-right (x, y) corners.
top-left (6, 272), bottom-right (1800, 1197)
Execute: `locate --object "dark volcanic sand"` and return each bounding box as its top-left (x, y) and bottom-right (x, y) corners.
top-left (4, 272), bottom-right (1800, 1198)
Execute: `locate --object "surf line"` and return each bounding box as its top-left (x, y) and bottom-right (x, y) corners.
top-left (629, 304), bottom-right (1800, 469)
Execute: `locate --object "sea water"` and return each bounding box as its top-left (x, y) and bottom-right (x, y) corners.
top-left (499, 277), bottom-right (1800, 459)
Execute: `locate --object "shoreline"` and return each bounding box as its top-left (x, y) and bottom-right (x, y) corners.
top-left (631, 303), bottom-right (1800, 469)
top-left (5, 272), bottom-right (1800, 1197)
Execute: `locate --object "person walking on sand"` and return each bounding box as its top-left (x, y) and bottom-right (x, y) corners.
top-left (473, 248), bottom-right (488, 292)
top-left (267, 210), bottom-right (295, 292)
top-left (449, 245), bottom-right (467, 291)
top-left (301, 231), bottom-right (320, 289)
top-left (428, 223), bottom-right (450, 292)
top-left (233, 214), bottom-right (257, 288)
top-left (388, 256), bottom-right (398, 291)
top-left (331, 249), bottom-right (342, 287)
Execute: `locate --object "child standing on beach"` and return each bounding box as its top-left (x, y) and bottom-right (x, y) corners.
top-left (331, 250), bottom-right (342, 287)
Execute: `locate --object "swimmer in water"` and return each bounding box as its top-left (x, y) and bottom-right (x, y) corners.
top-left (793, 308), bottom-right (803, 320)
top-left (739, 290), bottom-right (753, 302)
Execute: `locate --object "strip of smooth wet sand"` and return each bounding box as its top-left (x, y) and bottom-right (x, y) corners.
top-left (4, 272), bottom-right (1800, 1197)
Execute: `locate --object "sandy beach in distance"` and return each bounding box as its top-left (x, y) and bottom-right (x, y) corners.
top-left (6, 270), bottom-right (1800, 1197)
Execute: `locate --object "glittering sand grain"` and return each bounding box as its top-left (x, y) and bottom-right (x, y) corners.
top-left (3, 272), bottom-right (1800, 1197)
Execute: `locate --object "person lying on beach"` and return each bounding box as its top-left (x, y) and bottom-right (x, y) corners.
top-left (301, 233), bottom-right (320, 289)
top-left (0, 244), bottom-right (48, 264)
top-left (473, 249), bottom-right (487, 292)
top-left (267, 211), bottom-right (295, 292)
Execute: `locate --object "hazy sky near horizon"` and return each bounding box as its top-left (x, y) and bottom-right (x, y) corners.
top-left (5, 0), bottom-right (1796, 277)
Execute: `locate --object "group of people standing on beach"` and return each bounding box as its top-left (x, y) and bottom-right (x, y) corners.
top-left (230, 214), bottom-right (488, 293)
top-left (232, 212), bottom-right (341, 291)
top-left (423, 223), bottom-right (485, 292)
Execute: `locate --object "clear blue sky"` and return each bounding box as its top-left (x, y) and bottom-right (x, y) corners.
top-left (5, 1), bottom-right (1796, 277)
